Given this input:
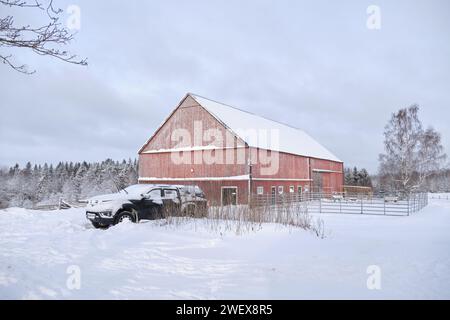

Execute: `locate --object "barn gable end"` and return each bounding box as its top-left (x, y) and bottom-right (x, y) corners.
top-left (139, 94), bottom-right (246, 154)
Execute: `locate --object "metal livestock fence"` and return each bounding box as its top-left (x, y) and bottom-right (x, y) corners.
top-left (428, 193), bottom-right (450, 201)
top-left (250, 192), bottom-right (428, 216)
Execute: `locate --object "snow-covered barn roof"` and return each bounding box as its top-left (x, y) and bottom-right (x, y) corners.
top-left (190, 94), bottom-right (342, 162)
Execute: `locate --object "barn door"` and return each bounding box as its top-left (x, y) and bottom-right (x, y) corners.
top-left (312, 172), bottom-right (323, 194)
top-left (271, 186), bottom-right (276, 205)
top-left (222, 187), bottom-right (237, 206)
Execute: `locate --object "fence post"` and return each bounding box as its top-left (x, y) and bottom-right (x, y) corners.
top-left (383, 196), bottom-right (386, 215)
top-left (418, 193), bottom-right (420, 211)
top-left (407, 195), bottom-right (410, 216)
top-left (416, 194), bottom-right (418, 212)
top-left (418, 193), bottom-right (421, 211)
top-left (361, 196), bottom-right (363, 214)
top-left (319, 196), bottom-right (322, 214)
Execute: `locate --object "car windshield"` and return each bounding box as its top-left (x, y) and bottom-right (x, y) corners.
top-left (119, 184), bottom-right (154, 196)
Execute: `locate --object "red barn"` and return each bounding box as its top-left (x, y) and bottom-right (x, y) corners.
top-left (138, 93), bottom-right (343, 205)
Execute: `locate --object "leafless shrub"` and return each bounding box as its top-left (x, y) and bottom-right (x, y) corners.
top-left (311, 217), bottom-right (326, 239)
top-left (156, 199), bottom-right (326, 238)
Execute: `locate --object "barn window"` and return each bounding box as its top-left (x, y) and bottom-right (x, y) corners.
top-left (278, 186), bottom-right (284, 194)
top-left (289, 186), bottom-right (295, 193)
top-left (297, 186), bottom-right (303, 194)
top-left (257, 186), bottom-right (264, 195)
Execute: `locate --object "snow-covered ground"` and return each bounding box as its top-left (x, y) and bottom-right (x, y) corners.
top-left (0, 196), bottom-right (449, 300)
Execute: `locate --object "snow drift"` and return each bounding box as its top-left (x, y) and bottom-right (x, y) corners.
top-left (0, 196), bottom-right (449, 299)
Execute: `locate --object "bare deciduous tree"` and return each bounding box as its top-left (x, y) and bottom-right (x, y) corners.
top-left (417, 127), bottom-right (447, 187)
top-left (0, 0), bottom-right (87, 74)
top-left (379, 105), bottom-right (446, 193)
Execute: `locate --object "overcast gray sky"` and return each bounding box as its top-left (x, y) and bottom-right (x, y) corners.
top-left (1, 0), bottom-right (449, 173)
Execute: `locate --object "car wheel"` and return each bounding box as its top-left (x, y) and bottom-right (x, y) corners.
top-left (115, 211), bottom-right (136, 225)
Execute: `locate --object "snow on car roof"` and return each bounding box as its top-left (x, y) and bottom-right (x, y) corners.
top-left (121, 184), bottom-right (181, 195)
top-left (120, 184), bottom-right (156, 195)
top-left (191, 94), bottom-right (342, 162)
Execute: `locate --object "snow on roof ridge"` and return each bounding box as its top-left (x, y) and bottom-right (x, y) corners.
top-left (190, 93), bottom-right (304, 132)
top-left (190, 93), bottom-right (342, 162)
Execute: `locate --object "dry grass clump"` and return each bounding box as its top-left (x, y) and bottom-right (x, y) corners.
top-left (158, 200), bottom-right (326, 238)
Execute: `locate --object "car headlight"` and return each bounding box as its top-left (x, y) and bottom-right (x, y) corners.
top-left (98, 211), bottom-right (113, 218)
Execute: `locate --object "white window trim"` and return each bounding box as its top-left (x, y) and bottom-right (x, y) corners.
top-left (256, 186), bottom-right (264, 195)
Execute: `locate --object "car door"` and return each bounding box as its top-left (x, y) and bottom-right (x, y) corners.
top-left (141, 188), bottom-right (163, 220)
top-left (162, 188), bottom-right (181, 217)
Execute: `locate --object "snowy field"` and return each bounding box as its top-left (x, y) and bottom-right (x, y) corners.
top-left (0, 196), bottom-right (449, 300)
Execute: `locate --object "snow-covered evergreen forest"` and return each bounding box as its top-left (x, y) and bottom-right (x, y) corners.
top-left (344, 167), bottom-right (373, 187)
top-left (0, 159), bottom-right (138, 209)
top-left (1, 160), bottom-right (448, 209)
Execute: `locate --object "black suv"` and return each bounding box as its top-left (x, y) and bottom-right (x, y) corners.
top-left (85, 184), bottom-right (207, 229)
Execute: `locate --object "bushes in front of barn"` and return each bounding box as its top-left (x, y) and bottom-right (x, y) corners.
top-left (155, 201), bottom-right (326, 238)
top-left (209, 202), bottom-right (326, 238)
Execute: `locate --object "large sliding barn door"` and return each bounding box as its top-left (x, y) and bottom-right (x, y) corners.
top-left (312, 172), bottom-right (323, 193)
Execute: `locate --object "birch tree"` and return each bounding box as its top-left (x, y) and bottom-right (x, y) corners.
top-left (379, 105), bottom-right (446, 193)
